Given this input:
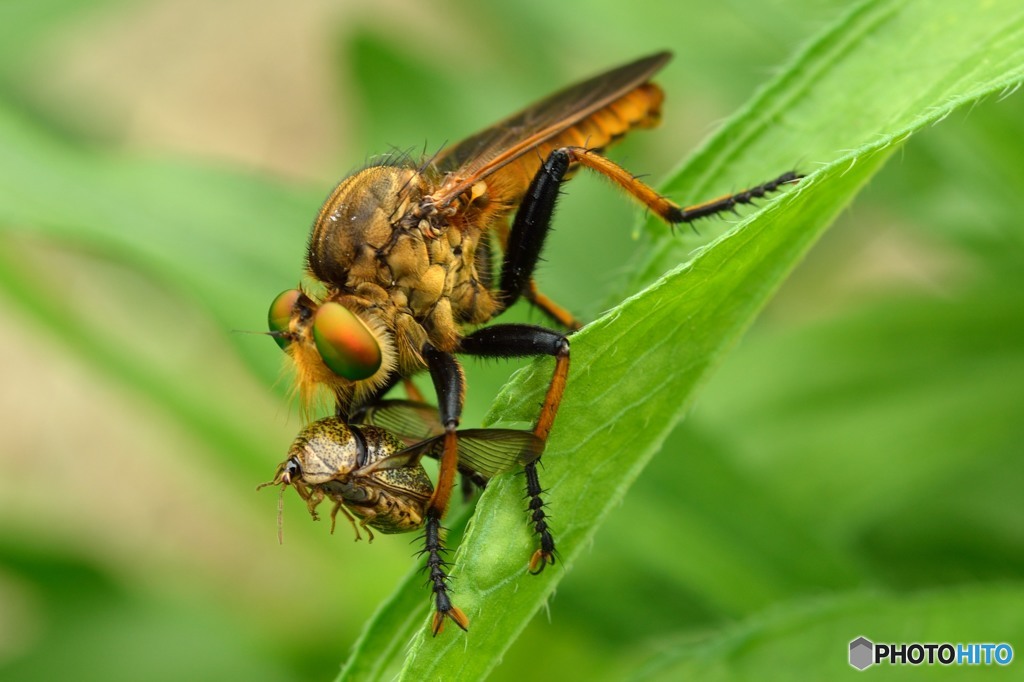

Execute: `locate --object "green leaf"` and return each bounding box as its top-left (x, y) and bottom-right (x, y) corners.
top-left (0, 96), bottom-right (320, 476)
top-left (337, 1), bottom-right (1024, 679)
top-left (634, 586), bottom-right (1024, 680)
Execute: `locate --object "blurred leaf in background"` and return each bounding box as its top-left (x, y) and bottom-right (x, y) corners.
top-left (0, 1), bottom-right (1022, 681)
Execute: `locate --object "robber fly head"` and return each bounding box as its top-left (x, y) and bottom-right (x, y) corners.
top-left (268, 287), bottom-right (398, 412)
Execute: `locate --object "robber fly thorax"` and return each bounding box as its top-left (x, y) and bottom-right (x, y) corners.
top-left (271, 163), bottom-right (513, 414)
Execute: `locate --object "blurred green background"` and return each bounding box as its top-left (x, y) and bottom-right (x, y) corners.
top-left (1, 1), bottom-right (1022, 680)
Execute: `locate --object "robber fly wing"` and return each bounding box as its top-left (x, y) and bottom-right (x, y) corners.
top-left (431, 51), bottom-right (670, 208)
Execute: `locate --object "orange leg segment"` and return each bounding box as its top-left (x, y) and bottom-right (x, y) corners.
top-left (525, 280), bottom-right (583, 331)
top-left (564, 146), bottom-right (801, 225)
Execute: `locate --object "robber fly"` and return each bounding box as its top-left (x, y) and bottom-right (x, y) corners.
top-left (267, 50), bottom-right (799, 633)
top-left (258, 404), bottom-right (542, 632)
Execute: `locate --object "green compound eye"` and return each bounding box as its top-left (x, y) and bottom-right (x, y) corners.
top-left (312, 302), bottom-right (382, 381)
top-left (268, 289), bottom-right (301, 350)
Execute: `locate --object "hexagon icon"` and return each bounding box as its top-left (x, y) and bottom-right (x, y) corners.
top-left (849, 637), bottom-right (874, 670)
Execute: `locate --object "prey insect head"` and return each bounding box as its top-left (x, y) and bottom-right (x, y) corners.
top-left (281, 457), bottom-right (301, 485)
top-left (256, 456), bottom-right (303, 491)
top-left (256, 455), bottom-right (309, 546)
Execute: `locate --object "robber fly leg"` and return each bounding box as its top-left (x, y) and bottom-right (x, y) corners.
top-left (561, 146), bottom-right (801, 226)
top-left (423, 511), bottom-right (468, 634)
top-left (460, 324), bottom-right (569, 572)
top-left (402, 377), bottom-right (426, 403)
top-left (421, 343), bottom-right (468, 633)
top-left (497, 149), bottom-right (582, 330)
top-left (336, 370), bottom-right (401, 421)
top-left (422, 344), bottom-right (464, 518)
top-left (525, 280), bottom-right (581, 331)
top-left (498, 147), bottom-right (799, 328)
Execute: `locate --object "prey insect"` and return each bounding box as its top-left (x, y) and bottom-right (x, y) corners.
top-left (258, 403), bottom-right (542, 633)
top-left (267, 50), bottom-right (800, 633)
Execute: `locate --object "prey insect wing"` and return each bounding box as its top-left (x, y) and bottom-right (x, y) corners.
top-left (353, 428), bottom-right (542, 480)
top-left (352, 399), bottom-right (443, 444)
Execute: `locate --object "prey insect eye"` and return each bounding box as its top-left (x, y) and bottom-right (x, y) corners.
top-left (313, 302), bottom-right (382, 381)
top-left (284, 458), bottom-right (301, 480)
top-left (268, 289), bottom-right (301, 350)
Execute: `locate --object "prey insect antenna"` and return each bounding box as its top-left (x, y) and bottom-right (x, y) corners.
top-left (276, 485), bottom-right (285, 545)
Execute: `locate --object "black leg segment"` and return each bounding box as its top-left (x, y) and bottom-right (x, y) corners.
top-left (459, 323), bottom-right (569, 573)
top-left (420, 343), bottom-right (469, 628)
top-left (499, 149), bottom-right (572, 309)
top-left (666, 170), bottom-right (802, 224)
top-left (423, 510), bottom-right (468, 634)
top-left (459, 324), bottom-right (568, 359)
top-left (422, 343), bottom-right (464, 430)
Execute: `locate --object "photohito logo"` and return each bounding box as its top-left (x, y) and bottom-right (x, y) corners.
top-left (849, 636), bottom-right (1013, 670)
